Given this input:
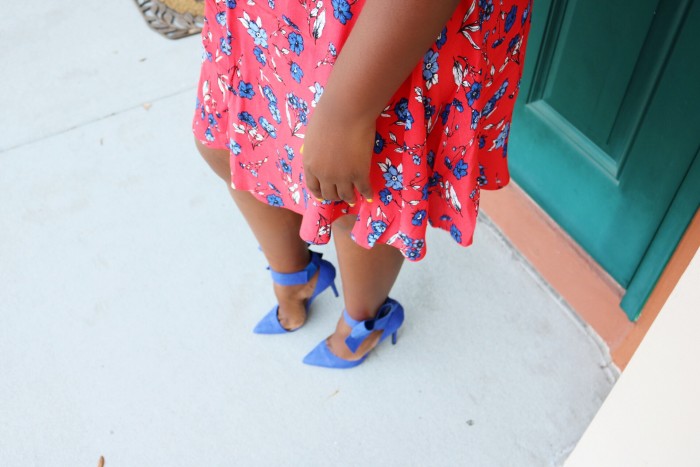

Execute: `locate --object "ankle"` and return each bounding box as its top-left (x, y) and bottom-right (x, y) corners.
top-left (267, 249), bottom-right (311, 275)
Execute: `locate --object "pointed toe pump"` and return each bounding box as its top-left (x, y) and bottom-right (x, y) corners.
top-left (303, 297), bottom-right (405, 369)
top-left (253, 250), bottom-right (338, 334)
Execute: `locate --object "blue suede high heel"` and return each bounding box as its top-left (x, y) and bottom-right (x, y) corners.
top-left (253, 250), bottom-right (338, 334)
top-left (302, 297), bottom-right (404, 368)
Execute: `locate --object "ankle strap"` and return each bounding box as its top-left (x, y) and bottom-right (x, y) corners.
top-left (343, 299), bottom-right (398, 353)
top-left (268, 251), bottom-right (321, 286)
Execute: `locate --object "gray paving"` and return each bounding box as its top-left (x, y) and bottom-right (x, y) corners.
top-left (0, 2), bottom-right (617, 466)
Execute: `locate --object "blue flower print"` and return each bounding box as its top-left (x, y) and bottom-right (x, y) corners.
top-left (494, 122), bottom-right (510, 155)
top-left (444, 157), bottom-right (453, 170)
top-left (477, 164), bottom-right (488, 186)
top-left (238, 111), bottom-right (257, 127)
top-left (508, 34), bottom-right (520, 53)
top-left (522, 1), bottom-right (531, 25)
top-left (427, 150), bottom-right (435, 169)
top-left (453, 160), bottom-right (468, 180)
top-left (406, 248), bottom-right (421, 260)
top-left (216, 12), bottom-right (227, 26)
top-left (450, 224), bottom-right (462, 243)
top-left (268, 103), bottom-right (282, 124)
top-left (436, 26), bottom-right (447, 49)
top-left (371, 220), bottom-right (388, 234)
top-left (478, 135), bottom-right (486, 148)
top-left (280, 159), bottom-right (292, 174)
top-left (412, 154), bottom-right (421, 165)
top-left (311, 82), bottom-right (324, 106)
top-left (467, 82), bottom-right (481, 106)
top-left (287, 93), bottom-right (299, 108)
top-left (412, 210), bottom-right (427, 226)
top-left (494, 79), bottom-right (509, 100)
top-left (284, 144), bottom-right (294, 160)
top-left (290, 62), bottom-right (304, 83)
top-left (422, 184), bottom-right (429, 200)
top-left (379, 188), bottom-right (393, 205)
top-left (471, 109), bottom-right (480, 129)
top-left (220, 35), bottom-right (232, 55)
top-left (282, 15), bottom-right (300, 30)
top-left (226, 0), bottom-right (236, 8)
top-left (424, 97), bottom-right (436, 119)
top-left (367, 232), bottom-right (380, 247)
top-left (440, 103), bottom-right (452, 125)
top-left (262, 85), bottom-right (277, 103)
top-left (374, 133), bottom-right (385, 154)
top-left (247, 19), bottom-right (268, 48)
top-left (505, 5), bottom-right (518, 33)
top-left (383, 165), bottom-right (404, 190)
top-left (395, 98), bottom-right (414, 130)
top-left (423, 49), bottom-right (439, 87)
top-left (398, 233), bottom-right (413, 247)
top-left (229, 139), bottom-right (242, 155)
top-left (207, 113), bottom-right (217, 126)
top-left (452, 98), bottom-right (464, 112)
top-left (259, 116), bottom-right (277, 138)
top-left (482, 98), bottom-right (496, 118)
top-left (332, 0), bottom-right (353, 25)
top-left (205, 128), bottom-right (215, 142)
top-left (267, 194), bottom-right (284, 207)
top-left (238, 81), bottom-right (255, 99)
top-left (288, 32), bottom-right (304, 55)
top-left (268, 0), bottom-right (275, 8)
top-left (329, 42), bottom-right (337, 57)
top-left (479, 0), bottom-right (494, 23)
top-left (253, 46), bottom-right (267, 65)
top-left (201, 46), bottom-right (213, 62)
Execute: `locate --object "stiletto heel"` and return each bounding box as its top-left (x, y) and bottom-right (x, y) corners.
top-left (253, 250), bottom-right (337, 334)
top-left (302, 297), bottom-right (405, 369)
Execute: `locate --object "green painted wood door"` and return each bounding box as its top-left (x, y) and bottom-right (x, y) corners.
top-left (509, 0), bottom-right (700, 319)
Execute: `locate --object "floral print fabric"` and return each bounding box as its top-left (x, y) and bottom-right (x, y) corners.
top-left (193, 0), bottom-right (532, 261)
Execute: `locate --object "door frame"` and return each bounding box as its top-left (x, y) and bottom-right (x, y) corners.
top-left (621, 150), bottom-right (700, 320)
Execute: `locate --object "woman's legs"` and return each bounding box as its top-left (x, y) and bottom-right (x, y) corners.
top-left (196, 138), bottom-right (405, 347)
top-left (326, 215), bottom-right (405, 360)
top-left (195, 139), bottom-right (318, 330)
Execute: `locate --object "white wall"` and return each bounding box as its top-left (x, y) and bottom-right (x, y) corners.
top-left (565, 249), bottom-right (700, 466)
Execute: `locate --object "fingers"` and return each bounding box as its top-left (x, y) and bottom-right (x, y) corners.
top-left (306, 174), bottom-right (373, 206)
top-left (320, 184), bottom-right (340, 203)
top-left (354, 175), bottom-right (374, 203)
top-left (336, 182), bottom-right (357, 206)
top-left (304, 168), bottom-right (323, 201)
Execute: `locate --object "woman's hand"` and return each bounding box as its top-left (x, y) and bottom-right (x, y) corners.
top-left (302, 97), bottom-right (376, 205)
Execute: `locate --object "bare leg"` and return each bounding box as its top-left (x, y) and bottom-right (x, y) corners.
top-left (327, 214), bottom-right (405, 360)
top-left (195, 139), bottom-right (318, 330)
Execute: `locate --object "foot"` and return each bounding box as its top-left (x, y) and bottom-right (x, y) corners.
top-left (325, 312), bottom-right (383, 361)
top-left (272, 268), bottom-right (320, 331)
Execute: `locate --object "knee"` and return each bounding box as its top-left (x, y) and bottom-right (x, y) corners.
top-left (332, 214), bottom-right (356, 234)
top-left (194, 137), bottom-right (231, 183)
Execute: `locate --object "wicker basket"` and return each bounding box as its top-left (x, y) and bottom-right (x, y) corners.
top-left (134, 0), bottom-right (205, 40)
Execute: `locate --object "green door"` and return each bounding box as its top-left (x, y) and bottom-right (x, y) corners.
top-left (509, 0), bottom-right (700, 319)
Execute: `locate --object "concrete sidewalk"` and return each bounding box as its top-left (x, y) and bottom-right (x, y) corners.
top-left (0, 2), bottom-right (616, 466)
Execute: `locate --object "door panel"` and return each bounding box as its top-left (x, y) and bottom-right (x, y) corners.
top-left (509, 0), bottom-right (700, 314)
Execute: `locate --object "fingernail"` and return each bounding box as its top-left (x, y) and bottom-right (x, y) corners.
top-left (366, 198), bottom-right (374, 203)
top-left (315, 197), bottom-right (323, 202)
top-left (348, 202), bottom-right (356, 207)
top-left (300, 144), bottom-right (304, 154)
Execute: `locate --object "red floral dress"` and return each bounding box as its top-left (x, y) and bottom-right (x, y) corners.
top-left (193, 0), bottom-right (532, 260)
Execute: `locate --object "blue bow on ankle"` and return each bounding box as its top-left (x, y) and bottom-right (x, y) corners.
top-left (343, 302), bottom-right (398, 353)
